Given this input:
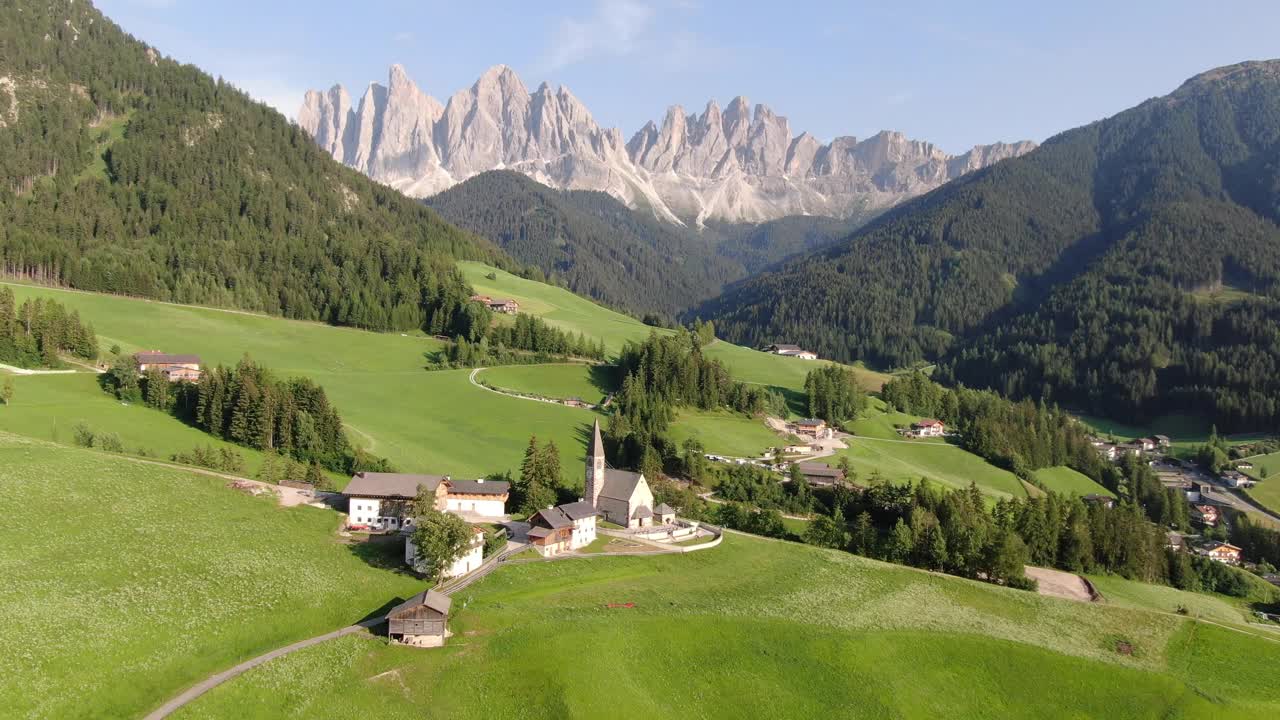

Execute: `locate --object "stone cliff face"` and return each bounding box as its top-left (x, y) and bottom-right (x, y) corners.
top-left (300, 64), bottom-right (1035, 225)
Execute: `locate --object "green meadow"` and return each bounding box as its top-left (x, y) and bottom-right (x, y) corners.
top-left (175, 533), bottom-right (1280, 719)
top-left (0, 434), bottom-right (422, 719)
top-left (3, 282), bottom-right (597, 487)
top-left (668, 409), bottom-right (784, 457)
top-left (1086, 573), bottom-right (1275, 632)
top-left (475, 363), bottom-right (616, 402)
top-left (1031, 466), bottom-right (1114, 497)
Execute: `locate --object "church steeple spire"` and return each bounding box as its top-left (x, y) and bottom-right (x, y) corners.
top-left (586, 419), bottom-right (605, 507)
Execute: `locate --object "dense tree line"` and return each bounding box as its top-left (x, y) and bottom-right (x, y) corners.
top-left (605, 331), bottom-right (784, 474)
top-left (0, 2), bottom-right (514, 340)
top-left (513, 435), bottom-right (563, 516)
top-left (804, 365), bottom-right (867, 424)
top-left (0, 288), bottom-right (97, 367)
top-left (102, 353), bottom-right (389, 474)
top-left (428, 312), bottom-right (607, 369)
top-left (699, 61), bottom-right (1280, 431)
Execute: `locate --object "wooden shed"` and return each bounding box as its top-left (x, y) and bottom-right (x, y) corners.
top-left (387, 589), bottom-right (452, 647)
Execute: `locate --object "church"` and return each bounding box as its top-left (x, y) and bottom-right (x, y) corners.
top-left (585, 419), bottom-right (656, 529)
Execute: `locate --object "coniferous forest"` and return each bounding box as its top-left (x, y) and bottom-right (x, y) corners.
top-left (0, 287), bottom-right (97, 368)
top-left (698, 61), bottom-right (1280, 431)
top-left (0, 2), bottom-right (514, 338)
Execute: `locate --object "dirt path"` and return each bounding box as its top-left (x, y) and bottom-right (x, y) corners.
top-left (141, 618), bottom-right (382, 719)
top-left (1025, 566), bottom-right (1096, 602)
top-left (467, 367), bottom-right (597, 410)
top-left (0, 362), bottom-right (78, 375)
top-left (115, 454), bottom-right (313, 507)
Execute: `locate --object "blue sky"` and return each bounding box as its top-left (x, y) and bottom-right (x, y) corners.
top-left (99, 0), bottom-right (1280, 153)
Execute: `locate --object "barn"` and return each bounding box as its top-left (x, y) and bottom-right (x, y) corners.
top-left (387, 589), bottom-right (452, 647)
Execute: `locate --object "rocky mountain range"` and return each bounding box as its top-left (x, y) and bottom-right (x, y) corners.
top-left (299, 65), bottom-right (1035, 225)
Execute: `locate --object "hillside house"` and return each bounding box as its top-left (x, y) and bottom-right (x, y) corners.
top-left (1094, 442), bottom-right (1120, 462)
top-left (793, 418), bottom-right (829, 438)
top-left (797, 462), bottom-right (847, 487)
top-left (344, 472), bottom-right (510, 530)
top-left (387, 590), bottom-right (451, 647)
top-left (911, 419), bottom-right (945, 438)
top-left (763, 343), bottom-right (818, 360)
top-left (1190, 504), bottom-right (1219, 527)
top-left (528, 500), bottom-right (599, 556)
top-left (1220, 470), bottom-right (1255, 488)
top-left (1165, 532), bottom-right (1184, 551)
top-left (134, 351), bottom-right (203, 382)
top-left (404, 525), bottom-right (486, 578)
top-left (1082, 494), bottom-right (1116, 509)
top-left (585, 420), bottom-right (656, 528)
top-left (781, 444), bottom-right (815, 455)
top-left (488, 298), bottom-right (519, 314)
top-left (1235, 461), bottom-right (1254, 470)
top-left (1196, 541), bottom-right (1242, 565)
top-left (654, 503), bottom-right (676, 524)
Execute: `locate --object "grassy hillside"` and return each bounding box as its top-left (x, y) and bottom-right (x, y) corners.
top-left (668, 410), bottom-right (784, 458)
top-left (175, 533), bottom-right (1280, 719)
top-left (1087, 574), bottom-right (1274, 629)
top-left (475, 363), bottom-right (616, 402)
top-left (4, 282), bottom-right (596, 487)
top-left (0, 371), bottom-right (276, 476)
top-left (0, 434), bottom-right (422, 719)
top-left (1031, 466), bottom-right (1115, 497)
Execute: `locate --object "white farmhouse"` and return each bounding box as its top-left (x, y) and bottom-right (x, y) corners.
top-left (405, 525), bottom-right (486, 578)
top-left (343, 472), bottom-right (510, 530)
top-left (527, 500), bottom-right (599, 556)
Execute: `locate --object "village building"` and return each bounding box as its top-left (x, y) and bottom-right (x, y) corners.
top-left (585, 420), bottom-right (656, 529)
top-left (793, 418), bottom-right (829, 439)
top-left (488, 298), bottom-right (519, 314)
top-left (911, 419), bottom-right (946, 438)
top-left (527, 500), bottom-right (599, 556)
top-left (134, 351), bottom-right (203, 382)
top-left (654, 503), bottom-right (676, 524)
top-left (763, 343), bottom-right (818, 360)
top-left (387, 589), bottom-right (452, 647)
top-left (781, 444), bottom-right (815, 455)
top-left (1082, 494), bottom-right (1116, 509)
top-left (1220, 470), bottom-right (1255, 489)
top-left (1190, 504), bottom-right (1220, 527)
top-left (344, 472), bottom-right (509, 530)
top-left (1235, 461), bottom-right (1254, 470)
top-left (797, 462), bottom-right (847, 488)
top-left (404, 525), bottom-right (486, 578)
top-left (1093, 442), bottom-right (1120, 462)
top-left (1196, 541), bottom-right (1242, 565)
top-left (1165, 531), bottom-right (1184, 551)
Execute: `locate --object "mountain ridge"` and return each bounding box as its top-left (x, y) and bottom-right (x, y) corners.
top-left (299, 64), bottom-right (1035, 225)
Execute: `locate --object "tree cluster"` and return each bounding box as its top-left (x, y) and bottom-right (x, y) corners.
top-left (804, 365), bottom-right (867, 424)
top-left (429, 313), bottom-right (606, 370)
top-left (513, 435), bottom-right (564, 516)
top-left (0, 288), bottom-right (97, 368)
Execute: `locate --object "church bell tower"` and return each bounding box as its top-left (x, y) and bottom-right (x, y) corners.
top-left (586, 419), bottom-right (605, 507)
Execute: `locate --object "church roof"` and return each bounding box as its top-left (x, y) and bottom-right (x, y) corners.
top-left (599, 468), bottom-right (645, 502)
top-left (653, 503), bottom-right (675, 516)
top-left (589, 419), bottom-right (605, 459)
top-left (632, 505), bottom-right (654, 519)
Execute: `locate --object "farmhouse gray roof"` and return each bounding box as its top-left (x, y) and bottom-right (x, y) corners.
top-left (558, 500), bottom-right (599, 520)
top-left (344, 472), bottom-right (445, 499)
top-left (796, 418), bottom-right (825, 427)
top-left (135, 351), bottom-right (202, 365)
top-left (530, 507), bottom-right (573, 530)
top-left (769, 344), bottom-right (802, 352)
top-left (798, 463), bottom-right (843, 477)
top-left (599, 469), bottom-right (645, 502)
top-left (446, 479), bottom-right (511, 496)
top-left (387, 589), bottom-right (451, 618)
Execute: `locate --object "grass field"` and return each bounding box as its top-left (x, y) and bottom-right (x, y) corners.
top-left (460, 262), bottom-right (889, 397)
top-left (668, 409), bottom-right (783, 458)
top-left (1031, 466), bottom-right (1114, 497)
top-left (475, 363), bottom-right (617, 402)
top-left (0, 434), bottom-right (422, 719)
top-left (0, 372), bottom-right (277, 476)
top-left (175, 533), bottom-right (1280, 719)
top-left (3, 283), bottom-right (598, 487)
top-left (1086, 574), bottom-right (1272, 630)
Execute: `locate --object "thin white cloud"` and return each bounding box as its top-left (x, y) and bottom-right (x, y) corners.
top-left (392, 31), bottom-right (415, 44)
top-left (539, 0), bottom-right (655, 72)
top-left (885, 91), bottom-right (914, 107)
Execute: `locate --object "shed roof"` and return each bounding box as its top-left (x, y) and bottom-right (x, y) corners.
top-left (446, 478), bottom-right (511, 496)
top-left (768, 344), bottom-right (802, 352)
top-left (344, 472), bottom-right (445, 499)
top-left (798, 463), bottom-right (843, 477)
top-left (633, 505), bottom-right (654, 519)
top-left (558, 500), bottom-right (599, 521)
top-left (653, 502), bottom-right (675, 516)
top-left (529, 507), bottom-right (573, 530)
top-left (387, 589), bottom-right (451, 619)
top-left (795, 418), bottom-right (825, 427)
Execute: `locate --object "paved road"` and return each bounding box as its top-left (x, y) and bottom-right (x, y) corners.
top-left (141, 617), bottom-right (383, 719)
